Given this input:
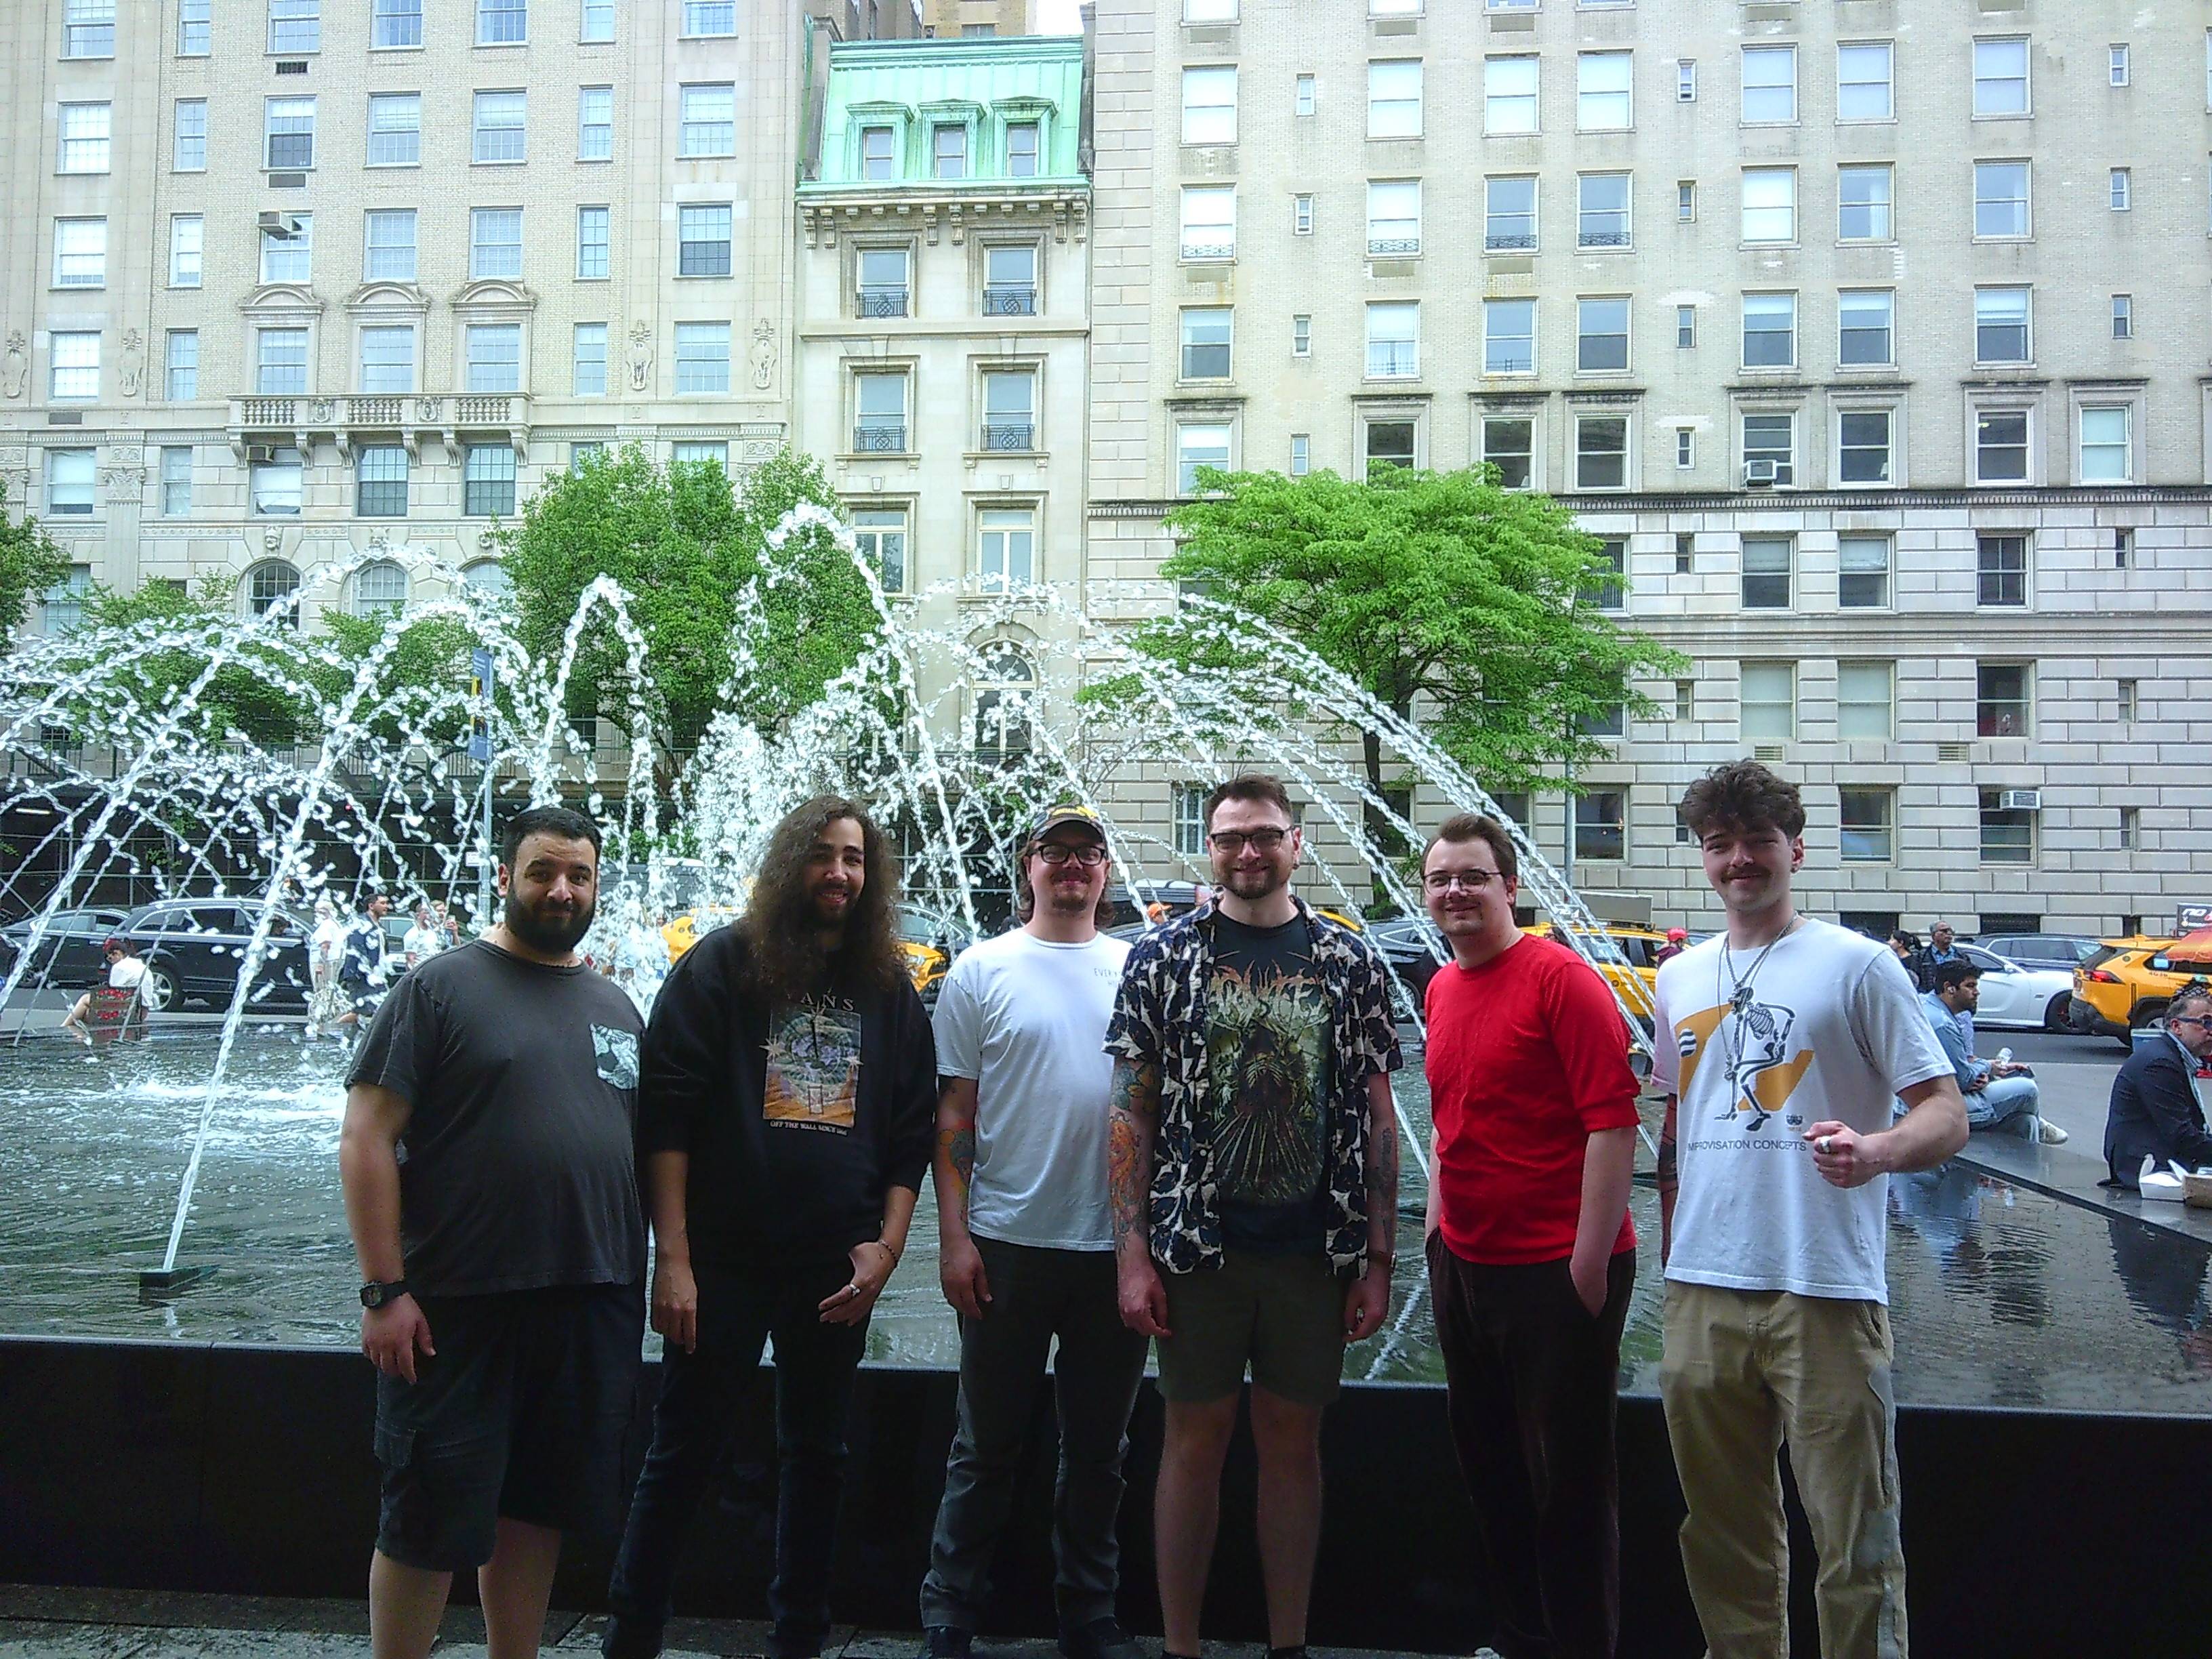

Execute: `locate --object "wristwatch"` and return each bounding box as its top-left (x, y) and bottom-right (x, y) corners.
top-left (359, 1279), bottom-right (410, 1309)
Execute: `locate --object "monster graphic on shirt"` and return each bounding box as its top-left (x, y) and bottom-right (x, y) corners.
top-left (764, 998), bottom-right (861, 1132)
top-left (1202, 918), bottom-right (1333, 1242)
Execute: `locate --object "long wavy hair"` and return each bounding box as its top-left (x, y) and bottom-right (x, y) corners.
top-left (737, 796), bottom-right (908, 1007)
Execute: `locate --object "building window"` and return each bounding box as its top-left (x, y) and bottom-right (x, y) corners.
top-left (1742, 167), bottom-right (1796, 243)
top-left (1183, 65), bottom-right (1237, 144)
top-left (1677, 59), bottom-right (1697, 102)
top-left (2109, 43), bottom-right (2131, 86)
top-left (1006, 122), bottom-right (1040, 177)
top-left (1292, 314), bottom-right (1311, 356)
top-left (1730, 300), bottom-right (1793, 377)
top-left (170, 216), bottom-right (205, 288)
top-left (2118, 678), bottom-right (2137, 723)
top-left (473, 90), bottom-right (527, 163)
top-left (1978, 791), bottom-right (2035, 865)
top-left (373, 0), bottom-right (422, 47)
top-left (1839, 790), bottom-right (1894, 862)
top-left (1367, 179), bottom-right (1418, 254)
top-left (1837, 536), bottom-right (1890, 608)
top-left (245, 561), bottom-right (302, 620)
top-left (973, 644), bottom-right (1037, 762)
top-left (1480, 417), bottom-right (1532, 489)
top-left (1366, 302), bottom-right (1418, 378)
top-left (1577, 173), bottom-right (1631, 249)
top-left (1290, 433), bottom-right (1311, 476)
top-left (853, 372), bottom-right (907, 451)
top-left (933, 123), bottom-right (968, 178)
top-left (2119, 806), bottom-right (2141, 851)
top-left (982, 369), bottom-right (1036, 451)
top-left (1742, 412), bottom-right (1794, 485)
top-left (1674, 533), bottom-right (1694, 574)
top-left (256, 328), bottom-right (308, 395)
top-left (682, 1), bottom-right (735, 36)
top-left (1740, 661), bottom-right (1795, 741)
top-left (1977, 663), bottom-right (2031, 737)
top-left (984, 245), bottom-right (1037, 315)
top-left (1975, 409), bottom-right (2030, 482)
top-left (49, 332), bottom-right (100, 401)
top-left (159, 447), bottom-right (193, 517)
top-left (178, 0), bottom-right (210, 52)
top-left (477, 0), bottom-right (527, 45)
top-left (1741, 45), bottom-right (1797, 123)
top-left (1180, 186), bottom-right (1236, 261)
top-left (573, 323), bottom-right (608, 395)
top-left (1837, 289), bottom-right (1893, 366)
top-left (2114, 530), bottom-right (2133, 569)
top-left (1484, 176), bottom-right (1537, 251)
top-left (2112, 294), bottom-right (2133, 340)
top-left (678, 84), bottom-right (736, 157)
top-left (264, 96), bottom-right (316, 170)
top-left (1294, 75), bottom-right (1317, 117)
top-left (1292, 193), bottom-right (1315, 236)
top-left (470, 207), bottom-right (523, 279)
top-left (1676, 304), bottom-right (1696, 349)
top-left (249, 453), bottom-right (304, 518)
top-left (1677, 182), bottom-right (1696, 223)
top-left (1837, 410), bottom-right (1892, 485)
top-left (1740, 536), bottom-right (1791, 608)
top-left (359, 325), bottom-right (415, 392)
top-left (165, 331), bottom-right (199, 401)
top-left (356, 449), bottom-right (409, 518)
top-left (678, 204), bottom-right (731, 276)
top-left (57, 102), bottom-right (110, 173)
top-left (852, 508), bottom-right (907, 592)
top-left (1576, 297), bottom-right (1629, 372)
top-left (1574, 793), bottom-right (1625, 863)
top-left (62, 0), bottom-right (115, 56)
top-left (670, 441), bottom-right (727, 470)
top-left (1973, 37), bottom-right (2030, 117)
top-left (1973, 161), bottom-right (2030, 239)
top-left (1977, 533), bottom-right (2028, 606)
top-left (1173, 785), bottom-right (1206, 857)
top-left (268, 0), bottom-right (319, 52)
top-left (2079, 407), bottom-right (2132, 483)
top-left (1180, 308), bottom-right (1231, 380)
top-left (1483, 298), bottom-right (1535, 375)
top-left (363, 209), bottom-right (417, 282)
top-left (46, 451), bottom-right (96, 516)
top-left (1837, 660), bottom-right (1893, 741)
top-left (352, 558), bottom-right (408, 612)
top-left (465, 325), bottom-right (520, 393)
top-left (1577, 51), bottom-right (1631, 130)
top-left (464, 445), bottom-right (516, 515)
top-left (1573, 416), bottom-right (1626, 489)
top-left (1584, 539), bottom-right (1626, 611)
top-left (1974, 288), bottom-right (2030, 363)
top-left (1838, 163), bottom-right (1892, 241)
top-left (1176, 422), bottom-right (1232, 493)
top-left (1837, 41), bottom-right (1893, 121)
top-left (576, 87), bottom-right (614, 161)
top-left (580, 0), bottom-right (613, 39)
top-left (1484, 56), bottom-right (1538, 135)
top-left (1676, 427), bottom-right (1695, 469)
top-left (2108, 167), bottom-right (2131, 212)
top-left (859, 125), bottom-right (895, 179)
top-left (857, 246), bottom-right (910, 317)
top-left (1364, 419), bottom-right (1416, 478)
top-left (259, 213), bottom-right (312, 283)
top-left (173, 100), bottom-right (207, 170)
top-left (367, 94), bottom-right (422, 166)
top-left (674, 322), bottom-right (731, 394)
top-left (1368, 60), bottom-right (1422, 138)
top-left (978, 508), bottom-right (1035, 591)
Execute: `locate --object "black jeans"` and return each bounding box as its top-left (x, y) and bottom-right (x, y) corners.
top-left (1427, 1234), bottom-right (1636, 1659)
top-left (606, 1254), bottom-right (868, 1659)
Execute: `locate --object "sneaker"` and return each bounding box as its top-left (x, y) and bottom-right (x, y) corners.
top-left (1060, 1618), bottom-right (1145, 1659)
top-left (601, 1617), bottom-right (665, 1659)
top-left (2039, 1118), bottom-right (2070, 1145)
top-left (920, 1627), bottom-right (973, 1659)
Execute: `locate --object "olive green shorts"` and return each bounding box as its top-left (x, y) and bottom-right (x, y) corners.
top-left (1156, 1249), bottom-right (1345, 1408)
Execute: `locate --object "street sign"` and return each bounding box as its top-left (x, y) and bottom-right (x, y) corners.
top-left (468, 648), bottom-right (494, 762)
top-left (2177, 903), bottom-right (2212, 935)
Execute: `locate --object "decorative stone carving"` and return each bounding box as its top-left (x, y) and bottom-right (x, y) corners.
top-left (742, 438), bottom-right (777, 462)
top-left (117, 330), bottom-right (144, 398)
top-left (415, 397), bottom-right (443, 422)
top-left (308, 396), bottom-right (335, 422)
top-left (264, 529), bottom-right (283, 553)
top-left (750, 321), bottom-right (777, 392)
top-left (2, 333), bottom-right (26, 399)
top-left (626, 322), bottom-right (654, 392)
top-left (99, 465), bottom-right (146, 501)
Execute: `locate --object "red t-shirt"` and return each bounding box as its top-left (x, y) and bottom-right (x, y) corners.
top-left (1425, 933), bottom-right (1641, 1265)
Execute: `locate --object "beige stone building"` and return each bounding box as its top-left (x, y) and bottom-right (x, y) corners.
top-left (1, 0), bottom-right (913, 638)
top-left (922, 0), bottom-right (1041, 41)
top-left (1086, 0), bottom-right (2212, 939)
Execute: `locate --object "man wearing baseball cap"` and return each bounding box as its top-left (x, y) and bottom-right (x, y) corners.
top-left (917, 804), bottom-right (1145, 1659)
top-left (1655, 927), bottom-right (1689, 966)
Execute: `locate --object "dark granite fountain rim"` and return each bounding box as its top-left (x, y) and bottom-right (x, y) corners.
top-left (1956, 1141), bottom-right (2212, 1248)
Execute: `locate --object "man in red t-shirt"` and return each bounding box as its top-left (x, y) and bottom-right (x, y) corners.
top-left (1419, 812), bottom-right (1641, 1659)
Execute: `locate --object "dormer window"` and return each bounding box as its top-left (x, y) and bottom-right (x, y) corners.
top-left (1006, 121), bottom-right (1039, 177)
top-left (862, 124), bottom-right (896, 180)
top-left (933, 124), bottom-right (967, 179)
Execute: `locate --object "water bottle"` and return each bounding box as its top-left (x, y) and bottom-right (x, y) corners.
top-left (1995, 1047), bottom-right (2012, 1066)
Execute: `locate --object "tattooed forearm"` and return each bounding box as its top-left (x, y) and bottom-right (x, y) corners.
top-left (1107, 1057), bottom-right (1160, 1254)
top-left (938, 1127), bottom-right (975, 1214)
top-left (1365, 1076), bottom-right (1399, 1261)
top-left (933, 1078), bottom-right (980, 1231)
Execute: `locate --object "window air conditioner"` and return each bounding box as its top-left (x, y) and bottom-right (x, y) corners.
top-left (247, 443), bottom-right (281, 464)
top-left (1999, 789), bottom-right (2042, 812)
top-left (1743, 459), bottom-right (1778, 486)
top-left (257, 212), bottom-right (305, 239)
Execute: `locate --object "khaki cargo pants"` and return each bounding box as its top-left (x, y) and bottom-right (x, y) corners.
top-left (1658, 1282), bottom-right (1907, 1659)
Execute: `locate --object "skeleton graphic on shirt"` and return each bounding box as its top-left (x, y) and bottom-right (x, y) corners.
top-left (1717, 997), bottom-right (1797, 1131)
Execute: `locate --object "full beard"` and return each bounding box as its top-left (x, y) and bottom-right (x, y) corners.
top-left (506, 892), bottom-right (595, 955)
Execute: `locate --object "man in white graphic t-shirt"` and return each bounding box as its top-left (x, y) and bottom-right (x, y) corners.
top-left (918, 804), bottom-right (1145, 1659)
top-left (1652, 761), bottom-right (1966, 1659)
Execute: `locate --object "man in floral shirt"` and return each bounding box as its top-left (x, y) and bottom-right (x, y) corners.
top-left (1105, 774), bottom-right (1401, 1659)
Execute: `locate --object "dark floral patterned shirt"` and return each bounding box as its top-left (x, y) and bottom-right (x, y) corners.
top-left (1104, 898), bottom-right (1403, 1275)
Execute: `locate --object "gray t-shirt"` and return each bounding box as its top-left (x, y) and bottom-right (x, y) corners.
top-left (347, 938), bottom-right (647, 1296)
top-left (932, 928), bottom-right (1130, 1251)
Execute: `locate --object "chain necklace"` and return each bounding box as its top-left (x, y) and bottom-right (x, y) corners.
top-left (1715, 914), bottom-right (1801, 1090)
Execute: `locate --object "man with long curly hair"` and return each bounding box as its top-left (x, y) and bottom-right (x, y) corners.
top-left (603, 797), bottom-right (938, 1659)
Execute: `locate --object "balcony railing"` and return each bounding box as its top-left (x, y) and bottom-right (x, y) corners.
top-left (1180, 238), bottom-right (1235, 261)
top-left (983, 284), bottom-right (1037, 316)
top-left (853, 421), bottom-right (907, 453)
top-left (981, 422), bottom-right (1034, 452)
top-left (229, 393), bottom-right (532, 430)
top-left (1485, 231), bottom-right (1537, 251)
top-left (1577, 228), bottom-right (1633, 249)
top-left (1367, 234), bottom-right (1422, 256)
top-left (857, 285), bottom-right (909, 318)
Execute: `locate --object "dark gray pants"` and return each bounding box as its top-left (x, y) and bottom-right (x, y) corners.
top-left (919, 1236), bottom-right (1150, 1633)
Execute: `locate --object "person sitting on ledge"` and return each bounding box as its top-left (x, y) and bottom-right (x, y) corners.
top-left (1921, 960), bottom-right (2066, 1144)
top-left (60, 936), bottom-right (146, 1044)
top-left (2104, 982), bottom-right (2212, 1187)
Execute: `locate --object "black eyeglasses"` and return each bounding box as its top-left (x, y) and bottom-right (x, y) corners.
top-left (1210, 828), bottom-right (1290, 855)
top-left (1424, 870), bottom-right (1500, 894)
top-left (1036, 842), bottom-right (1107, 867)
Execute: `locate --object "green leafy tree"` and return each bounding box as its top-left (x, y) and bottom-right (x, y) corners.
top-left (319, 607), bottom-right (478, 750)
top-left (0, 480), bottom-right (73, 647)
top-left (61, 577), bottom-right (318, 748)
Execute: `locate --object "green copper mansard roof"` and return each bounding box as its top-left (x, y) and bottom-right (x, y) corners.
top-left (803, 35), bottom-right (1086, 192)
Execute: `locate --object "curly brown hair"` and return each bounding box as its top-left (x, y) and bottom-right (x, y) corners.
top-left (1677, 760), bottom-right (1807, 840)
top-left (737, 796), bottom-right (909, 1006)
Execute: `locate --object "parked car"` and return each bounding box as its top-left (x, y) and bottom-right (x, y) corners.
top-left (1978, 933), bottom-right (2100, 971)
top-left (2070, 937), bottom-right (2206, 1051)
top-left (0, 907), bottom-right (134, 989)
top-left (1953, 943), bottom-right (2074, 1032)
top-left (1363, 914), bottom-right (1448, 1008)
top-left (113, 898), bottom-right (315, 1012)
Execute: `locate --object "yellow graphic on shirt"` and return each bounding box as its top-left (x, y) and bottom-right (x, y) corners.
top-left (1674, 1000), bottom-right (1814, 1132)
top-left (764, 1000), bottom-right (860, 1131)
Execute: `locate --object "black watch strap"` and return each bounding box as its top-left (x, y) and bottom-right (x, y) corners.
top-left (360, 1278), bottom-right (410, 1309)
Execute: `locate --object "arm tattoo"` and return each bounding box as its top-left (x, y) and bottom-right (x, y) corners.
top-left (1655, 1094), bottom-right (1679, 1189)
top-left (1107, 1057), bottom-right (1160, 1246)
top-left (1365, 1087), bottom-right (1399, 1258)
top-left (937, 1126), bottom-right (975, 1218)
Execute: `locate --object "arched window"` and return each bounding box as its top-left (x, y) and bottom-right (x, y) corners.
top-left (244, 560), bottom-right (302, 625)
top-left (972, 642), bottom-right (1036, 765)
top-left (352, 559), bottom-right (407, 615)
top-left (462, 558), bottom-right (513, 597)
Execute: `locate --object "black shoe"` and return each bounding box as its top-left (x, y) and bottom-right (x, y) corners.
top-left (1060, 1617), bottom-right (1145, 1659)
top-left (920, 1626), bottom-right (973, 1659)
top-left (601, 1616), bottom-right (665, 1659)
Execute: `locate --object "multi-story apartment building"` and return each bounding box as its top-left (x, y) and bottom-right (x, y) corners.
top-left (1087, 0), bottom-right (2212, 937)
top-left (795, 31), bottom-right (1090, 740)
top-left (0, 0), bottom-right (913, 638)
top-left (921, 0), bottom-right (1042, 40)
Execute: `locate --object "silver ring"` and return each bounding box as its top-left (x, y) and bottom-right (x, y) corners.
top-left (1817, 1135), bottom-right (1835, 1155)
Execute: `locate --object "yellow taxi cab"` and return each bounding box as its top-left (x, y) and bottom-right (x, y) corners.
top-left (1525, 921), bottom-right (1668, 1022)
top-left (901, 939), bottom-right (950, 1000)
top-left (2070, 936), bottom-right (2207, 1050)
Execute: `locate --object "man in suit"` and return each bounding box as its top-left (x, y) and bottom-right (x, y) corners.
top-left (2105, 983), bottom-right (2212, 1185)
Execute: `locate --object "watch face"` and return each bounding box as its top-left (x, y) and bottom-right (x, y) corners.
top-left (361, 1282), bottom-right (386, 1309)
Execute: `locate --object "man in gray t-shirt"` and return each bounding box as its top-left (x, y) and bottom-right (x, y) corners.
top-left (917, 805), bottom-right (1147, 1659)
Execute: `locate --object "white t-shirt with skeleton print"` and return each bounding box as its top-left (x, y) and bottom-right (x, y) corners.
top-left (1652, 918), bottom-right (1950, 1305)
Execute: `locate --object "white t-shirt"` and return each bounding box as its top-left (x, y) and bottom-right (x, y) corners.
top-left (403, 924), bottom-right (443, 964)
top-left (931, 927), bottom-right (1132, 1252)
top-left (108, 956), bottom-right (146, 991)
top-left (1651, 917), bottom-right (1950, 1305)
